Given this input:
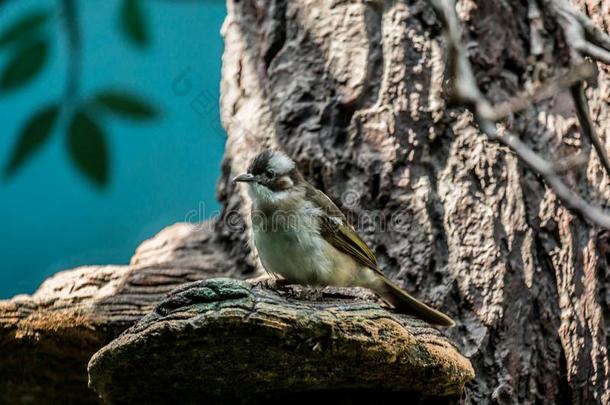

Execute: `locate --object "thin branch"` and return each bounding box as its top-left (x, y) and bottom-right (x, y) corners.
top-left (478, 119), bottom-right (610, 228)
top-left (570, 83), bottom-right (610, 176)
top-left (552, 152), bottom-right (589, 174)
top-left (577, 41), bottom-right (610, 65)
top-left (552, 5), bottom-right (610, 63)
top-left (556, 0), bottom-right (610, 52)
top-left (428, 0), bottom-right (610, 229)
top-left (485, 62), bottom-right (596, 121)
top-left (545, 0), bottom-right (610, 180)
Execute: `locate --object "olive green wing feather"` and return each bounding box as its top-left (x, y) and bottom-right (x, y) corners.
top-left (305, 185), bottom-right (455, 326)
top-left (321, 217), bottom-right (380, 271)
top-left (305, 185), bottom-right (380, 273)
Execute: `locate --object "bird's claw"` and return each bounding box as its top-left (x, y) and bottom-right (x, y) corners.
top-left (249, 275), bottom-right (293, 291)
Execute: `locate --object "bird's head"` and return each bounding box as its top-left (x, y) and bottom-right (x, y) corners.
top-left (233, 149), bottom-right (304, 207)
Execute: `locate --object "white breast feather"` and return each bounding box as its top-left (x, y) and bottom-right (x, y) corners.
top-left (252, 197), bottom-right (380, 287)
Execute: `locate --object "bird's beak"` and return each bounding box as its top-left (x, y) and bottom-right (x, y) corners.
top-left (233, 173), bottom-right (256, 183)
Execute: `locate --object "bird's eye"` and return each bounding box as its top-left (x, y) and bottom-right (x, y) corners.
top-left (265, 169), bottom-right (275, 178)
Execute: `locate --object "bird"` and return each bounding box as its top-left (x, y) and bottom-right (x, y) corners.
top-left (233, 149), bottom-right (455, 327)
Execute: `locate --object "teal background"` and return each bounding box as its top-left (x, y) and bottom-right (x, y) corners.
top-left (0, 1), bottom-right (227, 298)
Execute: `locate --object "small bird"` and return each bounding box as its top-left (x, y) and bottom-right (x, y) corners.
top-left (233, 149), bottom-right (455, 327)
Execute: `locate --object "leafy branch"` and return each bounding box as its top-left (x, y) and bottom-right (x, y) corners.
top-left (1, 0), bottom-right (158, 188)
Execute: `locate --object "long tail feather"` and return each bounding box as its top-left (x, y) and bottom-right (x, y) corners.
top-left (375, 276), bottom-right (455, 327)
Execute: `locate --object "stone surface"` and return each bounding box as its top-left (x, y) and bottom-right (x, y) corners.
top-left (88, 278), bottom-right (474, 404)
top-left (0, 221), bottom-right (236, 404)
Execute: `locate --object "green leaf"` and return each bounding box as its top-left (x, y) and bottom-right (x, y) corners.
top-left (94, 90), bottom-right (159, 120)
top-left (68, 111), bottom-right (109, 187)
top-left (4, 104), bottom-right (59, 178)
top-left (0, 10), bottom-right (51, 48)
top-left (120, 0), bottom-right (149, 48)
top-left (0, 40), bottom-right (49, 92)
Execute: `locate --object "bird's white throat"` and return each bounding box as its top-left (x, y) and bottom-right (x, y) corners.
top-left (248, 182), bottom-right (298, 211)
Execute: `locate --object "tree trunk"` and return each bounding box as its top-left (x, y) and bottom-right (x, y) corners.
top-left (217, 0), bottom-right (610, 403)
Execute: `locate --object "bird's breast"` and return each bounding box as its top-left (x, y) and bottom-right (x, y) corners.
top-left (252, 204), bottom-right (358, 286)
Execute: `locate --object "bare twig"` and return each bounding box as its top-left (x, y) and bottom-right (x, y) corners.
top-left (552, 152), bottom-right (589, 174)
top-left (570, 83), bottom-right (610, 177)
top-left (479, 119), bottom-right (610, 228)
top-left (428, 0), bottom-right (610, 229)
top-left (550, 0), bottom-right (610, 61)
top-left (528, 0), bottom-right (544, 57)
top-left (486, 62), bottom-right (596, 121)
top-left (574, 12), bottom-right (610, 51)
top-left (544, 0), bottom-right (610, 179)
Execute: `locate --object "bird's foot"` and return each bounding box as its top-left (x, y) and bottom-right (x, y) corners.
top-left (248, 274), bottom-right (293, 291)
top-left (303, 286), bottom-right (325, 301)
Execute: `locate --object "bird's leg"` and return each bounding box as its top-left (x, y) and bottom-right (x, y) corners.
top-left (248, 273), bottom-right (293, 291)
top-left (267, 277), bottom-right (294, 292)
top-left (274, 278), bottom-right (293, 289)
top-left (307, 285), bottom-right (326, 301)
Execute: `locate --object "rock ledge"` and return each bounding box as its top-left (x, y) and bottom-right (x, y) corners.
top-left (88, 278), bottom-right (474, 404)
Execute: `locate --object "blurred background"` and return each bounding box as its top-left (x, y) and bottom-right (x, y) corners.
top-left (0, 0), bottom-right (227, 298)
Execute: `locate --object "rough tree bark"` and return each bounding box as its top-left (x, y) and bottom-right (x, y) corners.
top-left (217, 0), bottom-right (610, 403)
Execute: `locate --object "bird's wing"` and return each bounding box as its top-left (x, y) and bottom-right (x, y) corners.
top-left (305, 185), bottom-right (381, 273)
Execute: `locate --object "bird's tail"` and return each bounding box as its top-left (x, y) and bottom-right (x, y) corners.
top-left (374, 276), bottom-right (455, 327)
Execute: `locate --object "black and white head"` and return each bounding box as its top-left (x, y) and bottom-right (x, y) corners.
top-left (233, 150), bottom-right (303, 203)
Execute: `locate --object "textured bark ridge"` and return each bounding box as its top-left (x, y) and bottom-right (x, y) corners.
top-left (218, 0), bottom-right (610, 403)
top-left (0, 222), bottom-right (236, 404)
top-left (88, 278), bottom-right (474, 404)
